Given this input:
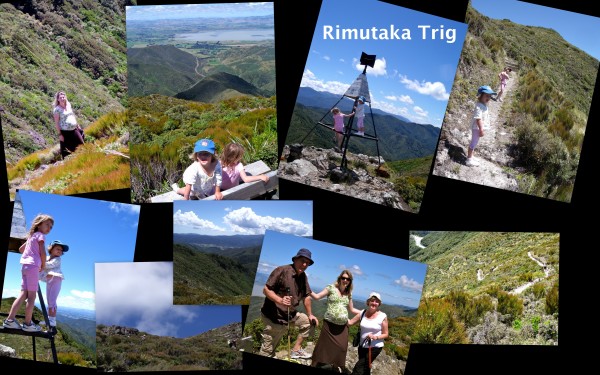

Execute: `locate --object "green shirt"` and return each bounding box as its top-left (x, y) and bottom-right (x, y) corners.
top-left (323, 284), bottom-right (350, 325)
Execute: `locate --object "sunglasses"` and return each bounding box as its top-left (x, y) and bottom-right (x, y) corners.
top-left (340, 277), bottom-right (352, 281)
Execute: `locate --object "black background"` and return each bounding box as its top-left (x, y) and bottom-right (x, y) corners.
top-left (1, 0), bottom-right (591, 372)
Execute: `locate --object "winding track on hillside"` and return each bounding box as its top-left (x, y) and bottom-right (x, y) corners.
top-left (433, 65), bottom-right (521, 191)
top-left (510, 251), bottom-right (553, 294)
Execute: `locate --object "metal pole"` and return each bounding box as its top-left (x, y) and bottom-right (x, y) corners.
top-left (368, 102), bottom-right (381, 168)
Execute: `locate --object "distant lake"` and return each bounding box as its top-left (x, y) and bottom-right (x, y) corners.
top-left (176, 29), bottom-right (274, 41)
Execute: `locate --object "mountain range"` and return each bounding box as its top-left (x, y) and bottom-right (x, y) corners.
top-left (173, 233), bottom-right (264, 248)
top-left (173, 234), bottom-right (264, 305)
top-left (286, 87), bottom-right (440, 161)
top-left (127, 45), bottom-right (199, 97)
top-left (127, 43), bottom-right (275, 101)
top-left (96, 322), bottom-right (242, 372)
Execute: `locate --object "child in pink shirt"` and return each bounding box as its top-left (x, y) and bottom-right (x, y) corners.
top-left (4, 214), bottom-right (54, 332)
top-left (220, 143), bottom-right (269, 190)
top-left (331, 107), bottom-right (354, 151)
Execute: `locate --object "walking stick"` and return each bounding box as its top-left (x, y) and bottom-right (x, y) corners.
top-left (286, 287), bottom-right (291, 361)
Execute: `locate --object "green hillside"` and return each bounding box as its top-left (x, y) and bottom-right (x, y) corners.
top-left (1, 0), bottom-right (127, 164)
top-left (203, 42), bottom-right (276, 95)
top-left (173, 244), bottom-right (256, 305)
top-left (0, 297), bottom-right (95, 367)
top-left (127, 45), bottom-right (199, 97)
top-left (129, 94), bottom-right (277, 203)
top-left (175, 72), bottom-right (265, 103)
top-left (7, 110), bottom-right (130, 200)
top-left (286, 103), bottom-right (440, 162)
top-left (409, 232), bottom-right (559, 345)
top-left (96, 323), bottom-right (242, 372)
top-left (442, 2), bottom-right (598, 201)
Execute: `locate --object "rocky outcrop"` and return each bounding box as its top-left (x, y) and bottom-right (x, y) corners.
top-left (274, 342), bottom-right (405, 375)
top-left (98, 325), bottom-right (140, 337)
top-left (0, 344), bottom-right (16, 358)
top-left (278, 145), bottom-right (410, 212)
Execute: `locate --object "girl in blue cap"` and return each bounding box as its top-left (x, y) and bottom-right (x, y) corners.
top-left (466, 85), bottom-right (495, 167)
top-left (174, 138), bottom-right (223, 200)
top-left (40, 240), bottom-right (69, 328)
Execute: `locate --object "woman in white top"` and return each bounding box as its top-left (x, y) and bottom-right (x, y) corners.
top-left (348, 292), bottom-right (389, 375)
top-left (53, 91), bottom-right (84, 159)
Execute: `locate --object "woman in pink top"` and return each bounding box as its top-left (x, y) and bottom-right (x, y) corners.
top-left (220, 143), bottom-right (269, 191)
top-left (4, 214), bottom-right (54, 332)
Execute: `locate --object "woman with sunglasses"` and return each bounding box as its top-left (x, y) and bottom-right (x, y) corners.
top-left (310, 270), bottom-right (361, 371)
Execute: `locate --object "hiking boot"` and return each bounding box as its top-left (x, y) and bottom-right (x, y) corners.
top-left (291, 348), bottom-right (312, 359)
top-left (48, 316), bottom-right (57, 327)
top-left (3, 319), bottom-right (21, 329)
top-left (22, 322), bottom-right (42, 332)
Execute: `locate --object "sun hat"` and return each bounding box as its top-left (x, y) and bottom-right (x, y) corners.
top-left (49, 240), bottom-right (69, 253)
top-left (477, 85), bottom-right (496, 95)
top-left (193, 139), bottom-right (216, 154)
top-left (367, 291), bottom-right (382, 304)
top-left (292, 248), bottom-right (314, 265)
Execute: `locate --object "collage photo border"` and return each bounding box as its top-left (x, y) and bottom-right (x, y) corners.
top-left (1, 0), bottom-right (596, 373)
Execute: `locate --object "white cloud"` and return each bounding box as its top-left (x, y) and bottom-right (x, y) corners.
top-left (173, 209), bottom-right (226, 232)
top-left (394, 275), bottom-right (423, 293)
top-left (57, 295), bottom-right (95, 311)
top-left (339, 264), bottom-right (364, 276)
top-left (399, 95), bottom-right (414, 104)
top-left (312, 49), bottom-right (320, 55)
top-left (355, 57), bottom-right (387, 77)
top-left (323, 55), bottom-right (331, 61)
top-left (384, 95), bottom-right (413, 104)
top-left (223, 207), bottom-right (312, 236)
top-left (95, 262), bottom-right (199, 336)
top-left (413, 106), bottom-right (429, 118)
top-left (400, 75), bottom-right (450, 100)
top-left (224, 207), bottom-right (232, 212)
top-left (257, 261), bottom-right (278, 275)
top-left (108, 202), bottom-right (141, 215)
top-left (300, 70), bottom-right (349, 95)
top-left (71, 290), bottom-right (94, 299)
top-left (337, 71), bottom-right (344, 75)
top-left (339, 58), bottom-right (345, 63)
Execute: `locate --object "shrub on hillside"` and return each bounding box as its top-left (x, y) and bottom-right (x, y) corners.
top-left (468, 311), bottom-right (513, 345)
top-left (496, 291), bottom-right (523, 323)
top-left (412, 298), bottom-right (468, 344)
top-left (545, 280), bottom-right (558, 315)
top-left (446, 291), bottom-right (494, 327)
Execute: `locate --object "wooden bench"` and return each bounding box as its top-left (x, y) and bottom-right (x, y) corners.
top-left (150, 160), bottom-right (278, 203)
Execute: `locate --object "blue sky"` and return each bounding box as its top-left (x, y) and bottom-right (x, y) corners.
top-left (173, 200), bottom-right (313, 236)
top-left (298, 0), bottom-right (467, 126)
top-left (472, 0), bottom-right (600, 60)
top-left (251, 230), bottom-right (428, 308)
top-left (126, 2), bottom-right (274, 21)
top-left (2, 190), bottom-right (139, 311)
top-left (95, 262), bottom-right (240, 338)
